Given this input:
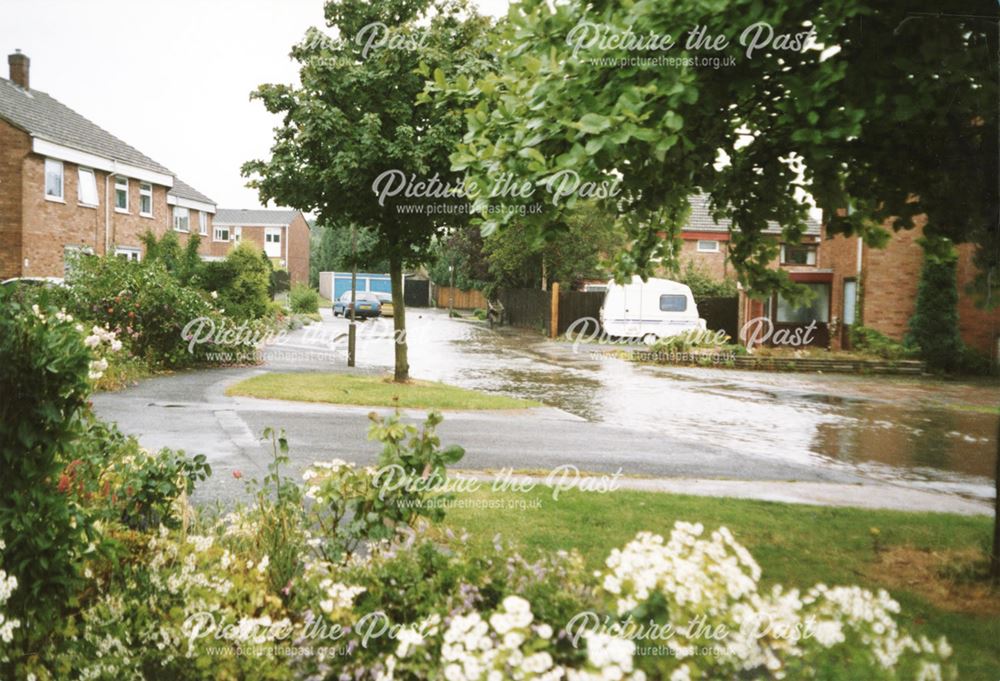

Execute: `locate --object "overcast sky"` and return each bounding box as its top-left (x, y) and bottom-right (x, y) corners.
top-left (2, 0), bottom-right (508, 209)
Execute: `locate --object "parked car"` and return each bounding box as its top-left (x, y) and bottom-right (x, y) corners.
top-left (1, 276), bottom-right (65, 288)
top-left (599, 276), bottom-right (705, 344)
top-left (333, 291), bottom-right (381, 319)
top-left (373, 292), bottom-right (394, 317)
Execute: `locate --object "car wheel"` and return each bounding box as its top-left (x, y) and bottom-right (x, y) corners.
top-left (642, 333), bottom-right (658, 346)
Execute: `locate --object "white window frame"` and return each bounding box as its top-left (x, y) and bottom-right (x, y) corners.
top-left (696, 239), bottom-right (720, 253)
top-left (264, 227), bottom-right (282, 257)
top-left (139, 182), bottom-right (153, 217)
top-left (199, 212), bottom-right (208, 235)
top-left (173, 206), bottom-right (190, 232)
top-left (214, 225), bottom-right (230, 242)
top-left (45, 158), bottom-right (64, 201)
top-left (77, 167), bottom-right (99, 207)
top-left (115, 246), bottom-right (142, 262)
top-left (114, 176), bottom-right (129, 213)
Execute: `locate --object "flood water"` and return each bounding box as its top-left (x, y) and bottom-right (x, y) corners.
top-left (329, 310), bottom-right (999, 499)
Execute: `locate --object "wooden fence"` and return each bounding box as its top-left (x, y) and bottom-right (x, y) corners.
top-left (499, 288), bottom-right (551, 332)
top-left (434, 286), bottom-right (488, 310)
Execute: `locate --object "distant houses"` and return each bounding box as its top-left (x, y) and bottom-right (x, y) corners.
top-left (0, 50), bottom-right (308, 282)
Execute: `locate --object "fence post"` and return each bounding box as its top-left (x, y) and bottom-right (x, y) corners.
top-left (549, 282), bottom-right (560, 338)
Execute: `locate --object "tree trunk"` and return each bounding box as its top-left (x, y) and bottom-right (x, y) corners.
top-left (992, 413), bottom-right (999, 582)
top-left (389, 255), bottom-right (409, 383)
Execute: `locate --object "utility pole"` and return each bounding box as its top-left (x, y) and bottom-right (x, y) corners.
top-left (348, 224), bottom-right (357, 368)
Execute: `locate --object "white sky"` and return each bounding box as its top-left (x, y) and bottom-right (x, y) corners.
top-left (1, 0), bottom-right (509, 209)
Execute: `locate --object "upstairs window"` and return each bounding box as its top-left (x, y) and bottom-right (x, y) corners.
top-left (114, 176), bottom-right (129, 212)
top-left (77, 168), bottom-right (99, 206)
top-left (214, 225), bottom-right (230, 242)
top-left (199, 212), bottom-right (208, 235)
top-left (173, 206), bottom-right (190, 232)
top-left (45, 158), bottom-right (63, 200)
top-left (781, 244), bottom-right (817, 266)
top-left (139, 183), bottom-right (153, 216)
top-left (696, 239), bottom-right (720, 253)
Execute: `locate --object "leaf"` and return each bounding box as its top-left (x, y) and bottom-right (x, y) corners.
top-left (577, 113), bottom-right (611, 135)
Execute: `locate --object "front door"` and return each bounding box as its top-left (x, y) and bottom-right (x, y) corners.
top-left (264, 228), bottom-right (282, 258)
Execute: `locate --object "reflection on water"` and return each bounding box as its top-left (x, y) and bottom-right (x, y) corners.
top-left (348, 312), bottom-right (998, 492)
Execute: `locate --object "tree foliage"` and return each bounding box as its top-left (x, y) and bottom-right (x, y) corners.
top-left (438, 0), bottom-right (998, 302)
top-left (243, 0), bottom-right (496, 380)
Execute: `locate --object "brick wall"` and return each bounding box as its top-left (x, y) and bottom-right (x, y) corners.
top-left (955, 242), bottom-right (1000, 358)
top-left (0, 119), bottom-right (29, 279)
top-left (677, 237), bottom-right (731, 279)
top-left (822, 230), bottom-right (861, 350)
top-left (108, 176), bottom-right (170, 252)
top-left (859, 220), bottom-right (925, 342)
top-left (287, 212), bottom-right (310, 285)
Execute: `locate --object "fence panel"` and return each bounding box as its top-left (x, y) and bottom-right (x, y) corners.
top-left (499, 288), bottom-right (551, 333)
top-left (696, 296), bottom-right (739, 340)
top-left (557, 290), bottom-right (604, 335)
top-left (435, 286), bottom-right (488, 310)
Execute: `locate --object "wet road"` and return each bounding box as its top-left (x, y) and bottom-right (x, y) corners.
top-left (92, 308), bottom-right (998, 506)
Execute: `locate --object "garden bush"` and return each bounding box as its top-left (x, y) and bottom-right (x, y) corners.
top-left (851, 325), bottom-right (916, 361)
top-left (289, 283), bottom-right (320, 314)
top-left (60, 254), bottom-right (225, 367)
top-left (906, 240), bottom-right (963, 372)
top-left (199, 242), bottom-right (273, 320)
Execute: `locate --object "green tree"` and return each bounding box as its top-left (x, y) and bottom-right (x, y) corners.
top-left (243, 0), bottom-right (495, 381)
top-left (440, 0), bottom-right (997, 303)
top-left (310, 221), bottom-right (388, 288)
top-left (906, 238), bottom-right (964, 372)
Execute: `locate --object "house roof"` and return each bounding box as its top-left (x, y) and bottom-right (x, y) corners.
top-left (682, 193), bottom-right (821, 236)
top-left (214, 208), bottom-right (302, 226)
top-left (0, 76), bottom-right (173, 176)
top-left (0, 76), bottom-right (216, 209)
top-left (169, 176), bottom-right (215, 206)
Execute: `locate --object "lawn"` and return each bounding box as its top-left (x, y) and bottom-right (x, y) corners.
top-left (226, 372), bottom-right (541, 410)
top-left (442, 486), bottom-right (1000, 678)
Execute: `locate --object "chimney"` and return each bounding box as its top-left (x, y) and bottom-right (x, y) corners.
top-left (8, 50), bottom-right (29, 90)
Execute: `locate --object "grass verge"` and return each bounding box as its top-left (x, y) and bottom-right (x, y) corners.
top-left (226, 372), bottom-right (541, 410)
top-left (442, 486), bottom-right (999, 678)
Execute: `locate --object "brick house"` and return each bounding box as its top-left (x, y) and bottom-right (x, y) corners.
top-left (0, 50), bottom-right (216, 279)
top-left (212, 209), bottom-right (310, 284)
top-left (668, 194), bottom-right (829, 346)
top-left (824, 217), bottom-right (1000, 360)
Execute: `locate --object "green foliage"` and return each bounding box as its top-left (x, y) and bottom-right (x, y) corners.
top-left (0, 295), bottom-right (98, 644)
top-left (906, 241), bottom-right (964, 372)
top-left (61, 254), bottom-right (224, 367)
top-left (270, 268), bottom-right (291, 298)
top-left (669, 260), bottom-right (738, 298)
top-left (139, 230), bottom-right (202, 284)
top-left (309, 222), bottom-right (388, 288)
top-left (289, 283), bottom-right (320, 314)
top-left (439, 0), bottom-right (998, 303)
top-left (303, 410), bottom-right (465, 563)
top-left (851, 326), bottom-right (916, 361)
top-left (200, 242), bottom-right (273, 320)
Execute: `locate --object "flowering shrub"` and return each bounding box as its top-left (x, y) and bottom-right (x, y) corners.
top-left (60, 254), bottom-right (227, 367)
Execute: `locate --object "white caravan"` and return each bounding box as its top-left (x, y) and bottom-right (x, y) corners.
top-left (599, 276), bottom-right (706, 342)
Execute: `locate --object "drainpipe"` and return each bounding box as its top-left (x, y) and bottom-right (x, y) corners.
top-left (104, 171), bottom-right (111, 255)
top-left (855, 235), bottom-right (863, 324)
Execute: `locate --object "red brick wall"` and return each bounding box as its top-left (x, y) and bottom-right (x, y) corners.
top-left (858, 220), bottom-right (925, 342)
top-left (0, 120), bottom-right (29, 279)
top-left (677, 237), bottom-right (731, 280)
top-left (287, 213), bottom-right (310, 285)
top-left (823, 230), bottom-right (861, 350)
top-left (108, 176), bottom-right (170, 251)
top-left (955, 242), bottom-right (1000, 358)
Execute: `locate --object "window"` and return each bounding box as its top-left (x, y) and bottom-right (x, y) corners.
top-left (214, 225), bottom-right (230, 242)
top-left (45, 158), bottom-right (63, 200)
top-left (776, 283), bottom-right (830, 324)
top-left (114, 176), bottom-right (129, 212)
top-left (264, 227), bottom-right (282, 257)
top-left (63, 245), bottom-right (91, 277)
top-left (659, 294), bottom-right (687, 312)
top-left (697, 239), bottom-right (720, 253)
top-left (77, 168), bottom-right (99, 206)
top-left (843, 280), bottom-right (857, 326)
top-left (139, 183), bottom-right (153, 216)
top-left (173, 206), bottom-right (190, 232)
top-left (781, 244), bottom-right (817, 266)
top-left (115, 246), bottom-right (142, 262)
top-left (233, 226), bottom-right (242, 243)
top-left (199, 212), bottom-right (208, 235)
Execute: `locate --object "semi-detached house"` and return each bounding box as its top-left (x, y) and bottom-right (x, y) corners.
top-left (0, 50), bottom-right (216, 279)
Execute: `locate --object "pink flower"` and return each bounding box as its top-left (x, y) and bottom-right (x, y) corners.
top-left (232, 470), bottom-right (243, 480)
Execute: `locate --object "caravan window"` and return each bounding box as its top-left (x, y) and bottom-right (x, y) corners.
top-left (659, 294), bottom-right (687, 312)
